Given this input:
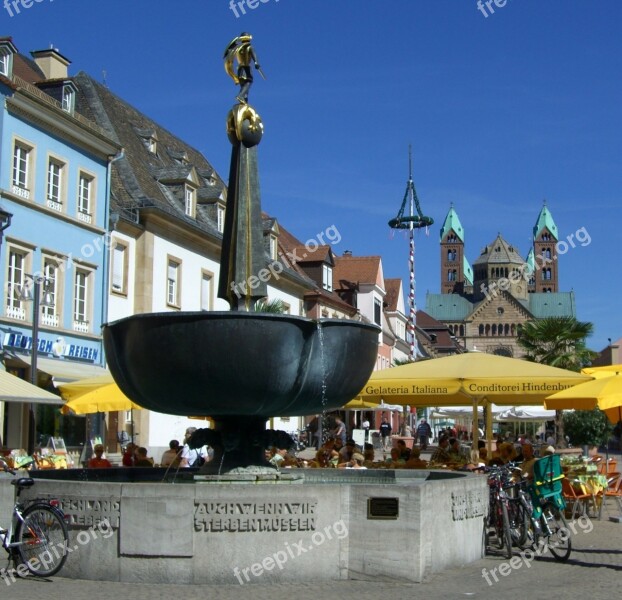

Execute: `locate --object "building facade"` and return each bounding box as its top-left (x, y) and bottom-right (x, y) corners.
top-left (0, 40), bottom-right (120, 449)
top-left (427, 203), bottom-right (575, 357)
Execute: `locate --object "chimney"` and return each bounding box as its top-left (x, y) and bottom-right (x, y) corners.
top-left (31, 47), bottom-right (71, 79)
top-left (343, 250), bottom-right (353, 257)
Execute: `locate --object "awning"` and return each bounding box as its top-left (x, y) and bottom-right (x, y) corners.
top-left (0, 369), bottom-right (63, 405)
top-left (6, 355), bottom-right (109, 383)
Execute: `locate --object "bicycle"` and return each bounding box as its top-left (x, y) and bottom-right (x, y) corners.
top-left (0, 457), bottom-right (69, 577)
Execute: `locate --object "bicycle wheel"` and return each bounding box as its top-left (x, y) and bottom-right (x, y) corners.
top-left (501, 501), bottom-right (513, 559)
top-left (16, 503), bottom-right (68, 576)
top-left (509, 499), bottom-right (531, 548)
top-left (541, 501), bottom-right (571, 562)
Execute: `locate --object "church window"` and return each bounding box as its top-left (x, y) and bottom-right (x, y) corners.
top-left (492, 324), bottom-right (497, 335)
top-left (459, 325), bottom-right (464, 336)
top-left (479, 324), bottom-right (484, 336)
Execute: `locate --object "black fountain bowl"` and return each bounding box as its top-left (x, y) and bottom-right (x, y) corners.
top-left (102, 312), bottom-right (379, 417)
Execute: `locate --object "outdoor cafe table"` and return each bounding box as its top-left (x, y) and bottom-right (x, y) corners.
top-left (564, 463), bottom-right (608, 517)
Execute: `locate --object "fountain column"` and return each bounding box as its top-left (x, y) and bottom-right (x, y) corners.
top-left (218, 33), bottom-right (267, 311)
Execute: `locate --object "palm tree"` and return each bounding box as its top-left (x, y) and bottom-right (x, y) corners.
top-left (517, 316), bottom-right (597, 447)
top-left (252, 298), bottom-right (287, 313)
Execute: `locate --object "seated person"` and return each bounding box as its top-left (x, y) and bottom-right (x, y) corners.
top-left (363, 442), bottom-right (375, 462)
top-left (134, 447), bottom-right (154, 467)
top-left (448, 438), bottom-right (468, 465)
top-left (338, 439), bottom-right (358, 463)
top-left (518, 442), bottom-right (537, 478)
top-left (122, 442), bottom-right (138, 467)
top-left (396, 439), bottom-right (411, 461)
top-left (333, 437), bottom-right (344, 454)
top-left (385, 447), bottom-right (405, 467)
top-left (160, 439), bottom-right (181, 468)
top-left (404, 447), bottom-right (428, 469)
top-left (316, 438), bottom-right (339, 467)
top-left (269, 447), bottom-right (288, 468)
top-left (497, 442), bottom-right (517, 464)
top-left (429, 435), bottom-right (451, 464)
top-left (88, 444), bottom-right (112, 468)
top-left (342, 452), bottom-right (367, 470)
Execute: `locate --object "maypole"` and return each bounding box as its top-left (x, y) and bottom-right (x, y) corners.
top-left (388, 146), bottom-right (433, 361)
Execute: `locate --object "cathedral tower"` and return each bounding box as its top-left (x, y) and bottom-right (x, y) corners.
top-left (532, 203), bottom-right (559, 293)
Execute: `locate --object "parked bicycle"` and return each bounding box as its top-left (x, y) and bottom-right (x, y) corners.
top-left (484, 459), bottom-right (571, 562)
top-left (0, 457), bottom-right (69, 577)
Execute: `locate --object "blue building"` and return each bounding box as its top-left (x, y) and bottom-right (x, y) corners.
top-left (0, 39), bottom-right (121, 450)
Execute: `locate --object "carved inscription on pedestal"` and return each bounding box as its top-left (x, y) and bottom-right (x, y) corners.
top-left (194, 500), bottom-right (318, 533)
top-left (35, 495), bottom-right (121, 528)
top-left (451, 490), bottom-right (487, 521)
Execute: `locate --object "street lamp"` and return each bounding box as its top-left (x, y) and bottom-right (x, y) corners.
top-left (18, 274), bottom-right (54, 455)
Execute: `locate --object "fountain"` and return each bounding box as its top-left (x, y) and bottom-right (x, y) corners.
top-left (101, 32), bottom-right (379, 474)
top-left (0, 35), bottom-right (488, 584)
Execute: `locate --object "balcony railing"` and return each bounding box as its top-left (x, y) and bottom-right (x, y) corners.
top-left (11, 185), bottom-right (30, 199)
top-left (46, 198), bottom-right (62, 212)
top-left (73, 320), bottom-right (89, 333)
top-left (6, 306), bottom-right (26, 320)
top-left (77, 211), bottom-right (92, 224)
top-left (40, 313), bottom-right (59, 327)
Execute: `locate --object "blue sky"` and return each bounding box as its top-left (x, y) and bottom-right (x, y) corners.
top-left (4, 0), bottom-right (621, 351)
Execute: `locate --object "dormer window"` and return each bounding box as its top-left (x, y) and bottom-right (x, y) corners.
top-left (148, 136), bottom-right (157, 154)
top-left (0, 51), bottom-right (10, 77)
top-left (269, 234), bottom-right (278, 260)
top-left (0, 41), bottom-right (16, 78)
top-left (61, 85), bottom-right (75, 113)
top-left (184, 185), bottom-right (196, 218)
top-left (322, 264), bottom-right (333, 292)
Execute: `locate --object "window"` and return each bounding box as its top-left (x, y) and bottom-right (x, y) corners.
top-left (147, 136), bottom-right (157, 154)
top-left (185, 185), bottom-right (195, 218)
top-left (41, 260), bottom-right (59, 327)
top-left (269, 235), bottom-right (278, 261)
top-left (73, 270), bottom-right (89, 332)
top-left (111, 243), bottom-right (128, 294)
top-left (322, 264), bottom-right (333, 292)
top-left (200, 272), bottom-right (212, 311)
top-left (374, 298), bottom-right (382, 326)
top-left (167, 259), bottom-right (180, 307)
top-left (6, 249), bottom-right (27, 320)
top-left (0, 50), bottom-right (11, 77)
top-left (61, 86), bottom-right (74, 113)
top-left (12, 143), bottom-right (31, 197)
top-left (78, 173), bottom-right (93, 217)
top-left (217, 204), bottom-right (225, 233)
top-left (46, 160), bottom-right (64, 211)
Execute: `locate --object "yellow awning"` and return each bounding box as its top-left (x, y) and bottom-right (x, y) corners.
top-left (58, 374), bottom-right (142, 415)
top-left (0, 369), bottom-right (63, 405)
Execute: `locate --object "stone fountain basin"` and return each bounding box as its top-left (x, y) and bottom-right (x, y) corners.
top-left (102, 312), bottom-right (379, 416)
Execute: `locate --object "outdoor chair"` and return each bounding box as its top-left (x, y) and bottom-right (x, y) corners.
top-left (599, 473), bottom-right (622, 520)
top-left (561, 477), bottom-right (595, 520)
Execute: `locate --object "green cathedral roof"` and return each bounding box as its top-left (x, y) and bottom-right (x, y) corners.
top-left (463, 256), bottom-right (473, 285)
top-left (533, 204), bottom-right (558, 240)
top-left (440, 206), bottom-right (465, 242)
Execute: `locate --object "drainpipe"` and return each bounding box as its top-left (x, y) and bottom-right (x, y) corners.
top-left (100, 149), bottom-right (124, 365)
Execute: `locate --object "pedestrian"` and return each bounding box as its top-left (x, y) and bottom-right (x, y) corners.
top-left (416, 418), bottom-right (432, 450)
top-left (333, 417), bottom-right (347, 445)
top-left (362, 417), bottom-right (370, 442)
top-left (379, 417), bottom-right (392, 450)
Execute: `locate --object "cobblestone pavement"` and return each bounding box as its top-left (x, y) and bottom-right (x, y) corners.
top-left (3, 514), bottom-right (621, 600)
